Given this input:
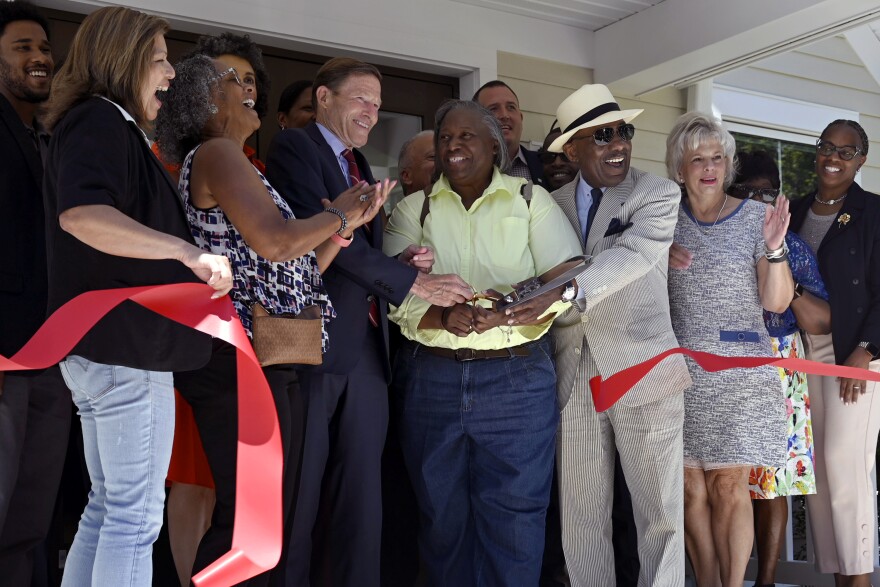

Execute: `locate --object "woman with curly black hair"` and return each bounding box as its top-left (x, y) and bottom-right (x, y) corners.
top-left (149, 32), bottom-right (274, 586)
top-left (156, 53), bottom-right (392, 585)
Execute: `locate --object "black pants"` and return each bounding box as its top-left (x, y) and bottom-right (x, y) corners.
top-left (0, 366), bottom-right (71, 585)
top-left (174, 341), bottom-right (300, 587)
top-left (284, 332), bottom-right (389, 587)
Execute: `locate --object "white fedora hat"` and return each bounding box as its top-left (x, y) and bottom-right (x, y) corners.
top-left (548, 84), bottom-right (643, 152)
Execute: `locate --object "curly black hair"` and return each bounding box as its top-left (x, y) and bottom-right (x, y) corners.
top-left (0, 0), bottom-right (50, 39)
top-left (154, 54), bottom-right (217, 165)
top-left (822, 119), bottom-right (870, 157)
top-left (185, 32), bottom-right (270, 118)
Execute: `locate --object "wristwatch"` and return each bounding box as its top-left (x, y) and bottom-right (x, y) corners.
top-left (858, 341), bottom-right (880, 360)
top-left (561, 284), bottom-right (576, 302)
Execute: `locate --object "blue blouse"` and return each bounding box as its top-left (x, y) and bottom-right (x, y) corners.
top-left (763, 231), bottom-right (828, 338)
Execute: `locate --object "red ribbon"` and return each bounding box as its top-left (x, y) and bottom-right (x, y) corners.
top-left (0, 284), bottom-right (281, 586)
top-left (590, 347), bottom-right (880, 412)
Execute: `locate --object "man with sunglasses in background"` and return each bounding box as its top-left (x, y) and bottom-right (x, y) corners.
top-left (539, 126), bottom-right (579, 191)
top-left (547, 84), bottom-right (691, 586)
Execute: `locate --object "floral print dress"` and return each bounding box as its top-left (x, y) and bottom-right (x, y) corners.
top-left (749, 231), bottom-right (826, 499)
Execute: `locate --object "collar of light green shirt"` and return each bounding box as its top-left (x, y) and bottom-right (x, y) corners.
top-left (427, 167), bottom-right (524, 209)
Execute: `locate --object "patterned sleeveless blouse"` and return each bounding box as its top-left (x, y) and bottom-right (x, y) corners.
top-left (180, 144), bottom-right (335, 352)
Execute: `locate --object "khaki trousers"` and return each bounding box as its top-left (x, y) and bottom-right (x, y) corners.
top-left (806, 333), bottom-right (880, 575)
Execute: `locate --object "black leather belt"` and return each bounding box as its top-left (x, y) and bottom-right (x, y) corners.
top-left (417, 343), bottom-right (531, 362)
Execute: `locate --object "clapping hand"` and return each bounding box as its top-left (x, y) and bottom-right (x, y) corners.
top-left (324, 179), bottom-right (395, 235)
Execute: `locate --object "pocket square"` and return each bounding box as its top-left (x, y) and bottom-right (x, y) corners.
top-left (604, 218), bottom-right (633, 237)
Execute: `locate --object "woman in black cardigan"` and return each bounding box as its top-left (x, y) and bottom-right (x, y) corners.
top-left (789, 119), bottom-right (880, 587)
top-left (42, 7), bottom-right (232, 586)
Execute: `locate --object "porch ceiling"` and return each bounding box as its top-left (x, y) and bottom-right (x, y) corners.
top-left (449, 0), bottom-right (665, 31)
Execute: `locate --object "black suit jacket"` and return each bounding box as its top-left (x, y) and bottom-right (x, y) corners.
top-left (790, 183), bottom-right (880, 364)
top-left (0, 94), bottom-right (48, 357)
top-left (522, 147), bottom-right (547, 188)
top-left (265, 122), bottom-right (418, 379)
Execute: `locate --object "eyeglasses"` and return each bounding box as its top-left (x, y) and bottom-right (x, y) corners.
top-left (214, 67), bottom-right (243, 87)
top-left (538, 151), bottom-right (570, 165)
top-left (573, 123), bottom-right (635, 146)
top-left (728, 183), bottom-right (779, 203)
top-left (816, 139), bottom-right (862, 161)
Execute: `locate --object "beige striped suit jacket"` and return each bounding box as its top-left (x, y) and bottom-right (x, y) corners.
top-left (551, 168), bottom-right (692, 408)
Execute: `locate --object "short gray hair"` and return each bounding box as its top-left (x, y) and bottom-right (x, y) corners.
top-left (433, 100), bottom-right (510, 176)
top-left (154, 54), bottom-right (218, 165)
top-left (665, 112), bottom-right (738, 190)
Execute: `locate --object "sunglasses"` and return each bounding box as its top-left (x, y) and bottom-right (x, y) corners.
top-left (728, 183), bottom-right (779, 203)
top-left (816, 139), bottom-right (862, 161)
top-left (538, 151), bottom-right (570, 165)
top-left (573, 123), bottom-right (636, 146)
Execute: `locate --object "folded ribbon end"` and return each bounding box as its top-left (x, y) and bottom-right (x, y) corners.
top-left (192, 548), bottom-right (262, 587)
top-left (590, 375), bottom-right (611, 412)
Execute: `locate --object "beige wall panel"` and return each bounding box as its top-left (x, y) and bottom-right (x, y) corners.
top-left (498, 51), bottom-right (593, 89)
top-left (631, 131), bottom-right (673, 168)
top-left (619, 87), bottom-right (687, 110)
top-left (522, 115), bottom-right (559, 147)
top-left (630, 159), bottom-right (670, 179)
top-left (859, 114), bottom-right (880, 193)
top-left (510, 81), bottom-right (583, 118)
top-left (618, 101), bottom-right (687, 135)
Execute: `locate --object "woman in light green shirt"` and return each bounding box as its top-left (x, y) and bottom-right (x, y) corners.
top-left (383, 99), bottom-right (581, 586)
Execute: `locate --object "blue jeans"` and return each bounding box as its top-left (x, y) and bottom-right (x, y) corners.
top-left (58, 355), bottom-right (174, 587)
top-left (394, 339), bottom-right (558, 587)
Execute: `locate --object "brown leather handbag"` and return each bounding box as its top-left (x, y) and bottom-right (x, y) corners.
top-left (250, 303), bottom-right (323, 366)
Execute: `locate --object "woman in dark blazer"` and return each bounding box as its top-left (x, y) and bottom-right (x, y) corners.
top-left (789, 119), bottom-right (880, 586)
top-left (42, 8), bottom-right (231, 587)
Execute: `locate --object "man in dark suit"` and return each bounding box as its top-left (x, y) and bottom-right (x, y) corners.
top-left (0, 3), bottom-right (71, 585)
top-left (265, 57), bottom-right (471, 587)
top-left (473, 80), bottom-right (545, 185)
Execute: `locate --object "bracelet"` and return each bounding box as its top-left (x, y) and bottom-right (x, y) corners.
top-left (793, 282), bottom-right (804, 299)
top-left (764, 240), bottom-right (789, 260)
top-left (323, 207), bottom-right (348, 235)
top-left (440, 306), bottom-right (453, 330)
top-left (766, 251), bottom-right (789, 264)
top-left (330, 232), bottom-right (353, 248)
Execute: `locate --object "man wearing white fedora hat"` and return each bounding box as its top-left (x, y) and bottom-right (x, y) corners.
top-left (548, 84), bottom-right (692, 585)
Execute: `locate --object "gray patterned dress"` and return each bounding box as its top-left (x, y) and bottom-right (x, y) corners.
top-left (668, 197), bottom-right (786, 468)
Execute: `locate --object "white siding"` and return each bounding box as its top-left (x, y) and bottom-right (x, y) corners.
top-left (717, 35), bottom-right (880, 193)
